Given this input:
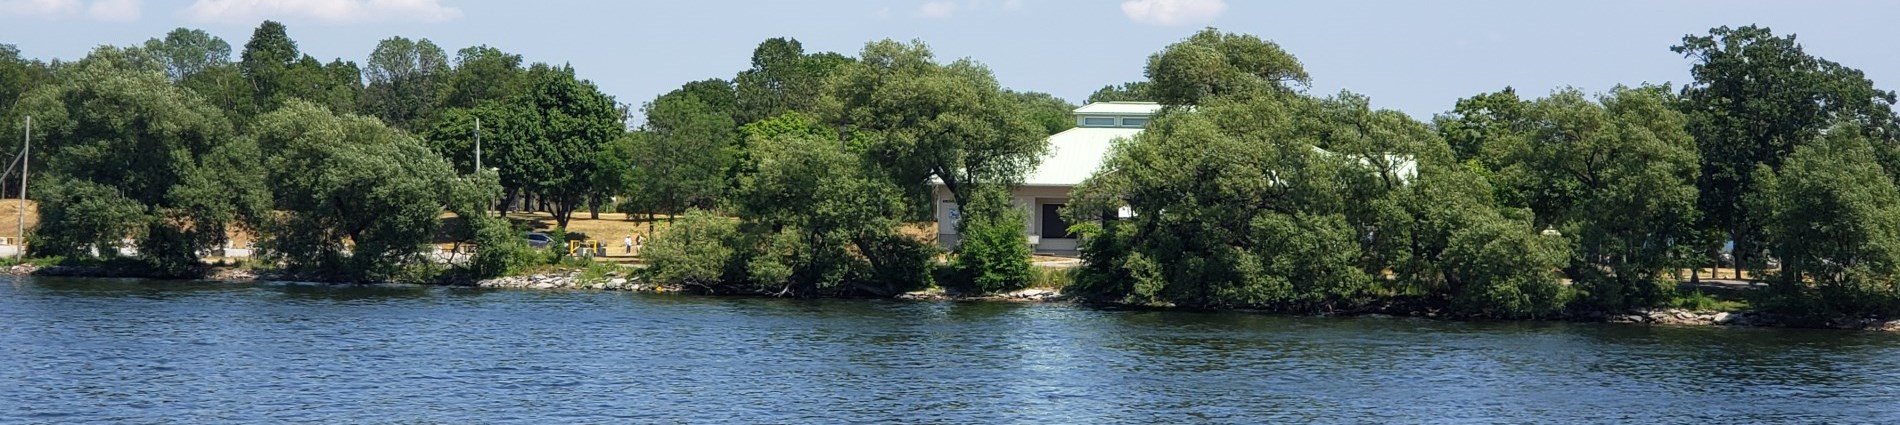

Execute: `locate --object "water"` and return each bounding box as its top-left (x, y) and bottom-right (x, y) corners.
top-left (2, 277), bottom-right (1898, 424)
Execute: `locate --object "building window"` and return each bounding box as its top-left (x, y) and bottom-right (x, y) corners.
top-left (1082, 117), bottom-right (1116, 127)
top-left (1121, 117), bottom-right (1148, 127)
top-left (1041, 203), bottom-right (1075, 238)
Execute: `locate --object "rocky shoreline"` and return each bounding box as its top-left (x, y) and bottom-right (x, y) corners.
top-left (472, 269), bottom-right (677, 292)
top-left (8, 262), bottom-right (1897, 331)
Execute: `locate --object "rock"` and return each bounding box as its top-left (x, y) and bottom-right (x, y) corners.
top-left (609, 278), bottom-right (627, 285)
top-left (1713, 312), bottom-right (1732, 324)
top-left (1881, 320), bottom-right (1900, 332)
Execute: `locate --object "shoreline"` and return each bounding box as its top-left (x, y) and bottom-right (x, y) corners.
top-left (9, 262), bottom-right (1897, 332)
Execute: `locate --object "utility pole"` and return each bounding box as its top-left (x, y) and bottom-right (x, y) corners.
top-left (17, 116), bottom-right (27, 259)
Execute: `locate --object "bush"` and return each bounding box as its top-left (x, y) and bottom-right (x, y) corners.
top-left (1442, 217), bottom-right (1572, 318)
top-left (642, 209), bottom-right (738, 287)
top-left (949, 189), bottom-right (1034, 294)
top-left (468, 217), bottom-right (540, 279)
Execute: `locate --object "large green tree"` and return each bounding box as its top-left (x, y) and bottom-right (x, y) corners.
top-left (438, 45), bottom-right (526, 110)
top-left (733, 37), bottom-right (852, 125)
top-left (1674, 25), bottom-right (1900, 275)
top-left (826, 39), bottom-right (1049, 212)
top-left (1759, 125), bottom-right (1900, 318)
top-left (237, 21), bottom-right (362, 118)
top-left (1498, 87), bottom-right (1701, 309)
top-left (362, 36), bottom-right (450, 132)
top-left (13, 48), bottom-right (268, 275)
top-left (251, 101), bottom-right (471, 281)
top-left (1144, 29), bottom-right (1310, 107)
top-left (627, 87), bottom-right (736, 217)
top-left (509, 64), bottom-right (625, 228)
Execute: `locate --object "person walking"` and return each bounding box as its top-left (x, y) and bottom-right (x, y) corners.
top-left (623, 235), bottom-right (634, 254)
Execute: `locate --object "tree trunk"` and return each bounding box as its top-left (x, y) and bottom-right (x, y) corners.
top-left (501, 187), bottom-right (519, 214)
top-left (588, 194), bottom-right (600, 220)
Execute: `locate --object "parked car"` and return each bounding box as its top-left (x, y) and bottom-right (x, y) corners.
top-left (525, 232), bottom-right (554, 249)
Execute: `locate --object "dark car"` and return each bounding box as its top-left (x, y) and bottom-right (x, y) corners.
top-left (525, 232), bottom-right (554, 249)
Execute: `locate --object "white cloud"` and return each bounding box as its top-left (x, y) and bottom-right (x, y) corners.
top-left (183, 0), bottom-right (462, 24)
top-left (918, 0), bottom-right (956, 18)
top-left (1120, 0), bottom-right (1225, 26)
top-left (85, 0), bottom-right (138, 21)
top-left (0, 0), bottom-right (80, 17)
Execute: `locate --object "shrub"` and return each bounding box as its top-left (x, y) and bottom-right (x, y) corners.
top-left (642, 209), bottom-right (738, 288)
top-left (949, 189), bottom-right (1034, 294)
top-left (468, 217), bottom-right (540, 279)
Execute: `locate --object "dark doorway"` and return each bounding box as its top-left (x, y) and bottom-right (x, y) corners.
top-left (1041, 203), bottom-right (1074, 238)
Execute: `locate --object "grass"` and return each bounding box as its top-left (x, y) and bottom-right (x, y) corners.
top-left (0, 199), bottom-right (37, 239)
top-left (1671, 289), bottom-right (1750, 312)
top-left (1030, 267), bottom-right (1075, 291)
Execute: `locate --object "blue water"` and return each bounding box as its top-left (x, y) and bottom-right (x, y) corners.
top-left (2, 276), bottom-right (1898, 424)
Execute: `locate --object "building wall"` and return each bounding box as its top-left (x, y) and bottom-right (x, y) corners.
top-left (934, 185), bottom-right (1078, 255)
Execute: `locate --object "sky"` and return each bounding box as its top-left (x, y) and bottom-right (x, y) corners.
top-left (4, 0), bottom-right (1899, 123)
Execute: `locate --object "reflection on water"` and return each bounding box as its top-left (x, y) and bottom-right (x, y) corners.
top-left (1, 276), bottom-right (1897, 424)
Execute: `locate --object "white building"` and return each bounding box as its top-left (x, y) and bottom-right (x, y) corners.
top-left (932, 101), bottom-right (1419, 257)
top-left (934, 101), bottom-right (1160, 256)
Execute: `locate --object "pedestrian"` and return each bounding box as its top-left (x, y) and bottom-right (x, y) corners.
top-left (624, 235), bottom-right (633, 254)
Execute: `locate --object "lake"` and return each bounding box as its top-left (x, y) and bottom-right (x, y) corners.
top-left (2, 276), bottom-right (1897, 424)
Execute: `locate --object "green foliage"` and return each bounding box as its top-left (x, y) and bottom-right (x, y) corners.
top-left (466, 216), bottom-right (539, 279)
top-left (628, 84), bottom-right (738, 216)
top-left (252, 101), bottom-right (459, 281)
top-left (14, 51), bottom-right (266, 275)
top-left (361, 36), bottom-right (450, 132)
top-left (1086, 81), bottom-right (1152, 104)
top-left (1675, 25), bottom-right (1900, 276)
top-left (236, 21), bottom-right (363, 118)
top-left (733, 37), bottom-right (852, 124)
top-left (438, 45), bottom-right (526, 110)
top-left (950, 188), bottom-right (1034, 293)
top-left (29, 178), bottom-right (145, 258)
top-left (1758, 127), bottom-right (1900, 318)
top-left (1144, 29), bottom-right (1309, 107)
top-left (1439, 212), bottom-right (1573, 318)
top-left (827, 39), bottom-right (1050, 212)
top-left (1476, 87), bottom-right (1700, 310)
top-left (642, 209), bottom-right (739, 287)
top-left (1009, 90), bottom-right (1078, 135)
top-left (728, 131), bottom-right (932, 296)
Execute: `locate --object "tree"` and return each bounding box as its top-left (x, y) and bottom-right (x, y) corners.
top-left (726, 130), bottom-right (930, 297)
top-left (237, 21), bottom-right (361, 117)
top-left (510, 64), bottom-right (624, 228)
top-left (1674, 25), bottom-right (1900, 277)
top-left (1009, 90), bottom-right (1078, 135)
top-left (827, 39), bottom-right (1049, 215)
top-left (1496, 87), bottom-right (1700, 309)
top-left (251, 101), bottom-right (466, 281)
top-left (143, 28), bottom-right (230, 82)
top-left (1085, 81), bottom-right (1151, 103)
top-left (627, 91), bottom-right (735, 217)
top-left (1065, 92), bottom-right (1375, 310)
top-left (733, 37), bottom-right (852, 124)
top-left (1759, 126), bottom-right (1900, 318)
top-left (1433, 87), bottom-right (1528, 167)
top-left (238, 20), bottom-right (299, 116)
top-left (438, 45), bottom-right (526, 110)
top-left (362, 36), bottom-right (450, 132)
top-left (951, 187), bottom-right (1034, 293)
top-left (13, 48), bottom-right (268, 275)
top-left (1144, 28), bottom-right (1310, 107)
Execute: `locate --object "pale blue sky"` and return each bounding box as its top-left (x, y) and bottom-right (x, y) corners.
top-left (3, 0), bottom-right (1895, 122)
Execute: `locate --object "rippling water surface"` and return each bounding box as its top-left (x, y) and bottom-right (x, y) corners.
top-left (2, 276), bottom-right (1898, 424)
